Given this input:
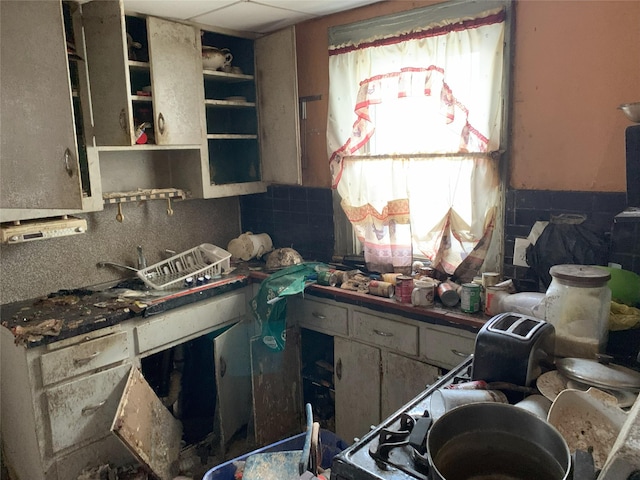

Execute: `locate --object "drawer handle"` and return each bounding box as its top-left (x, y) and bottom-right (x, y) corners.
top-left (373, 329), bottom-right (393, 337)
top-left (312, 312), bottom-right (326, 320)
top-left (73, 351), bottom-right (100, 367)
top-left (81, 401), bottom-right (106, 416)
top-left (451, 349), bottom-right (470, 357)
top-left (336, 358), bottom-right (342, 381)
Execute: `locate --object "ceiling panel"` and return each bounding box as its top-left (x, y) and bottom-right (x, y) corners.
top-left (123, 1), bottom-right (232, 21)
top-left (122, 0), bottom-right (384, 35)
top-left (257, 0), bottom-right (384, 16)
top-left (191, 2), bottom-right (315, 34)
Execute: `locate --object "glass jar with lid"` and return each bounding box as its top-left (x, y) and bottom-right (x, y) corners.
top-left (544, 265), bottom-right (611, 359)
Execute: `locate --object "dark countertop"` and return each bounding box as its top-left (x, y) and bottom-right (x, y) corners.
top-left (0, 274), bottom-right (250, 348)
top-left (1, 266), bottom-right (487, 349)
top-left (248, 271), bottom-right (487, 334)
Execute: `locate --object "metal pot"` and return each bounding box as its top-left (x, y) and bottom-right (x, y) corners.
top-left (426, 402), bottom-right (571, 480)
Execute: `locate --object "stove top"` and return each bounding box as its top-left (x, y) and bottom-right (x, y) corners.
top-left (330, 357), bottom-right (473, 480)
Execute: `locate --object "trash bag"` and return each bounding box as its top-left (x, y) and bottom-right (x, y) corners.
top-left (525, 217), bottom-right (608, 289)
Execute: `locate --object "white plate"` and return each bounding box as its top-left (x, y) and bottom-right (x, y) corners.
top-left (536, 370), bottom-right (569, 401)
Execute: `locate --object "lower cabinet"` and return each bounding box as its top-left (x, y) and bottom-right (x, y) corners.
top-left (333, 338), bottom-right (440, 444)
top-left (334, 337), bottom-right (380, 444)
top-left (293, 295), bottom-right (475, 446)
top-left (380, 350), bottom-right (440, 420)
top-left (1, 288), bottom-right (251, 480)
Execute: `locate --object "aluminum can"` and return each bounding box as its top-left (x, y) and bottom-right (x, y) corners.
top-left (460, 283), bottom-right (481, 313)
top-left (317, 270), bottom-right (338, 286)
top-left (395, 275), bottom-right (414, 303)
top-left (368, 280), bottom-right (395, 298)
top-left (482, 272), bottom-right (500, 288)
top-left (437, 281), bottom-right (460, 307)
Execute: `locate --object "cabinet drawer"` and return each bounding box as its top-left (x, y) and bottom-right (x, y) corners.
top-left (352, 311), bottom-right (418, 356)
top-left (420, 325), bottom-right (476, 369)
top-left (40, 331), bottom-right (129, 386)
top-left (136, 290), bottom-right (246, 354)
top-left (295, 298), bottom-right (348, 336)
top-left (45, 364), bottom-right (131, 454)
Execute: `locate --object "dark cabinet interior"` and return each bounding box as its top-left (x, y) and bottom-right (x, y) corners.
top-left (301, 328), bottom-right (336, 432)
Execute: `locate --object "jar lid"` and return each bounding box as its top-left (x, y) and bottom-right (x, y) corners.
top-left (549, 265), bottom-right (611, 287)
top-left (556, 357), bottom-right (640, 392)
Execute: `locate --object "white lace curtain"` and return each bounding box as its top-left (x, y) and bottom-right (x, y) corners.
top-left (327, 8), bottom-right (506, 277)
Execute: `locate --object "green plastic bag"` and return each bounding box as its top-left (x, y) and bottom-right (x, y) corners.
top-left (250, 262), bottom-right (323, 351)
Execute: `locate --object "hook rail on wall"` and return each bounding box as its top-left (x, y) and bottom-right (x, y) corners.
top-left (103, 188), bottom-right (187, 222)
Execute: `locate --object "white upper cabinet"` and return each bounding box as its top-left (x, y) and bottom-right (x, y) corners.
top-left (199, 25), bottom-right (302, 198)
top-left (82, 0), bottom-right (202, 147)
top-left (0, 0), bottom-right (84, 210)
top-left (255, 26), bottom-right (302, 186)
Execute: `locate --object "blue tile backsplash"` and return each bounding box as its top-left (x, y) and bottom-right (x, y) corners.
top-left (240, 187), bottom-right (638, 289)
top-left (504, 189), bottom-right (637, 291)
top-left (240, 185), bottom-right (335, 262)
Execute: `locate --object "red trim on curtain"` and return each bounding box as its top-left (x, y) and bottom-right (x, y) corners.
top-left (329, 10), bottom-right (506, 56)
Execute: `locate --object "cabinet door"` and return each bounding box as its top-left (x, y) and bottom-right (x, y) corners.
top-left (0, 0), bottom-right (83, 210)
top-left (251, 327), bottom-right (303, 447)
top-left (255, 26), bottom-right (302, 185)
top-left (147, 16), bottom-right (202, 145)
top-left (380, 351), bottom-right (440, 419)
top-left (214, 321), bottom-right (251, 453)
top-left (334, 337), bottom-right (380, 445)
top-left (82, 0), bottom-right (134, 145)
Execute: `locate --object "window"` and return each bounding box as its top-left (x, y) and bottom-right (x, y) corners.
top-left (328, 0), bottom-right (512, 282)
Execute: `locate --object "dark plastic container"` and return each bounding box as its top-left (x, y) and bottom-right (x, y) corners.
top-left (203, 430), bottom-right (347, 480)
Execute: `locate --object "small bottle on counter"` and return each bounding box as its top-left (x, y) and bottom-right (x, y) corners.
top-left (317, 270), bottom-right (338, 287)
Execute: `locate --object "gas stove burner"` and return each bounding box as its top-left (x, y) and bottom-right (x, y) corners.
top-left (368, 410), bottom-right (434, 476)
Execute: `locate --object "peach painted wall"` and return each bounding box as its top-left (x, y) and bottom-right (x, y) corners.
top-left (295, 0), bottom-right (640, 192)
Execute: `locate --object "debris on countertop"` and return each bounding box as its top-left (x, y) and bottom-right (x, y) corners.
top-left (10, 318), bottom-right (63, 345)
top-left (0, 274), bottom-right (249, 348)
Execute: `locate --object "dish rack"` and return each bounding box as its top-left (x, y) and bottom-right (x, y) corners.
top-left (136, 243), bottom-right (231, 290)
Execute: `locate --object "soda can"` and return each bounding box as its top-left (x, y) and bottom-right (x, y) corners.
top-left (460, 283), bottom-right (481, 313)
top-left (368, 280), bottom-right (395, 298)
top-left (317, 270), bottom-right (338, 286)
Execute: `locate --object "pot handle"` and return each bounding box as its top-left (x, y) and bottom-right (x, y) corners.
top-left (572, 449), bottom-right (597, 480)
